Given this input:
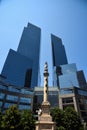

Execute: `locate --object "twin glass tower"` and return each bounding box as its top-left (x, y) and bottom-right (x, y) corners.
top-left (1, 23), bottom-right (87, 89)
top-left (1, 23), bottom-right (41, 89)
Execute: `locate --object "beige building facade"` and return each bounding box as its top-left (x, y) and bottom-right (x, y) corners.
top-left (59, 87), bottom-right (87, 123)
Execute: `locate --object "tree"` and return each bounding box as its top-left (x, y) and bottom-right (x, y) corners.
top-left (20, 109), bottom-right (35, 130)
top-left (51, 107), bottom-right (84, 130)
top-left (64, 107), bottom-right (82, 130)
top-left (56, 126), bottom-right (66, 130)
top-left (2, 105), bottom-right (21, 130)
top-left (51, 107), bottom-right (65, 128)
top-left (1, 105), bottom-right (35, 130)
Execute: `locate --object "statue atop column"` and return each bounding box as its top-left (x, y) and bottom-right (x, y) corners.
top-left (43, 62), bottom-right (49, 102)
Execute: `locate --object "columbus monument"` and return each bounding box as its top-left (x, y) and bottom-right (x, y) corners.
top-left (35, 62), bottom-right (55, 130)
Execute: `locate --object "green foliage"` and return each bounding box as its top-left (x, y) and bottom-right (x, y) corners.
top-left (51, 107), bottom-right (65, 127)
top-left (51, 107), bottom-right (83, 130)
top-left (79, 125), bottom-right (85, 130)
top-left (56, 126), bottom-right (66, 130)
top-left (0, 105), bottom-right (35, 130)
top-left (64, 107), bottom-right (82, 130)
top-left (20, 109), bottom-right (35, 130)
top-left (1, 105), bottom-right (21, 130)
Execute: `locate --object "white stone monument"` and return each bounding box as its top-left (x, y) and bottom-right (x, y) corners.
top-left (35, 62), bottom-right (55, 130)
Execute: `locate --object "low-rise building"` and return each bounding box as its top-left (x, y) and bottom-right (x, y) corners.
top-left (0, 79), bottom-right (34, 112)
top-left (59, 87), bottom-right (87, 122)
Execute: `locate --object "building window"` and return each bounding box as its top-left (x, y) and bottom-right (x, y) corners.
top-left (8, 86), bottom-right (20, 93)
top-left (79, 104), bottom-right (85, 110)
top-left (62, 97), bottom-right (73, 104)
top-left (24, 69), bottom-right (32, 88)
top-left (21, 89), bottom-right (33, 95)
top-left (6, 95), bottom-right (18, 102)
top-left (4, 103), bottom-right (15, 108)
top-left (0, 93), bottom-right (5, 99)
top-left (0, 85), bottom-right (7, 90)
top-left (49, 91), bottom-right (58, 95)
top-left (20, 97), bottom-right (31, 104)
top-left (78, 90), bottom-right (87, 96)
top-left (60, 89), bottom-right (73, 95)
top-left (19, 104), bottom-right (30, 110)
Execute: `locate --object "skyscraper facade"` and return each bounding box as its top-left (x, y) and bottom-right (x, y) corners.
top-left (17, 23), bottom-right (41, 88)
top-left (1, 23), bottom-right (41, 89)
top-left (51, 34), bottom-right (68, 66)
top-left (51, 34), bottom-right (87, 89)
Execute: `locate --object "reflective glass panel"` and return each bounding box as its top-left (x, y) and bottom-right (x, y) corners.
top-left (0, 85), bottom-right (7, 90)
top-left (78, 90), bottom-right (87, 96)
top-left (6, 95), bottom-right (18, 102)
top-left (8, 86), bottom-right (20, 93)
top-left (4, 103), bottom-right (15, 108)
top-left (20, 97), bottom-right (31, 103)
top-left (19, 104), bottom-right (30, 110)
top-left (0, 93), bottom-right (5, 99)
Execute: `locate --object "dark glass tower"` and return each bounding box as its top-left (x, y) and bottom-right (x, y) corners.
top-left (51, 34), bottom-right (87, 89)
top-left (51, 34), bottom-right (68, 66)
top-left (1, 49), bottom-right (33, 87)
top-left (1, 23), bottom-right (41, 89)
top-left (17, 23), bottom-right (41, 88)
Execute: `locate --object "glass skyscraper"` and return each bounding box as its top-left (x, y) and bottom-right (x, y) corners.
top-left (1, 23), bottom-right (41, 89)
top-left (51, 34), bottom-right (87, 89)
top-left (51, 34), bottom-right (68, 66)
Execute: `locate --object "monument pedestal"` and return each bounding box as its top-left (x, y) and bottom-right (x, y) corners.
top-left (35, 101), bottom-right (55, 130)
top-left (36, 121), bottom-right (55, 130)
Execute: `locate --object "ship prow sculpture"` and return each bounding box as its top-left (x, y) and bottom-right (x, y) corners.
top-left (35, 62), bottom-right (55, 130)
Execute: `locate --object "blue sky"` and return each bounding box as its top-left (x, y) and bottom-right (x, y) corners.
top-left (0, 0), bottom-right (87, 86)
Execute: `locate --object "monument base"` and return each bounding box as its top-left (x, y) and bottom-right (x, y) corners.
top-left (36, 121), bottom-right (55, 130)
top-left (35, 101), bottom-right (56, 130)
